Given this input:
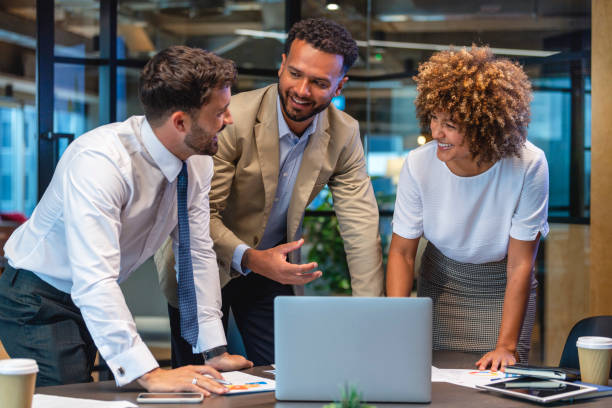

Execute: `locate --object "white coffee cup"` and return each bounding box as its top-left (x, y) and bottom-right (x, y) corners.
top-left (576, 336), bottom-right (612, 385)
top-left (0, 358), bottom-right (39, 408)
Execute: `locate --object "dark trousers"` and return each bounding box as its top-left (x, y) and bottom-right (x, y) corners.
top-left (0, 266), bottom-right (97, 386)
top-left (169, 272), bottom-right (293, 367)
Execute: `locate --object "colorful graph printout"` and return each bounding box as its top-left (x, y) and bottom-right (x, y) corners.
top-left (432, 367), bottom-right (517, 389)
top-left (468, 370), bottom-right (513, 377)
top-left (219, 371), bottom-right (276, 395)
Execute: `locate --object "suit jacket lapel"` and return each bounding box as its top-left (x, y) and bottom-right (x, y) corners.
top-left (287, 109), bottom-right (331, 241)
top-left (254, 86), bottom-right (281, 216)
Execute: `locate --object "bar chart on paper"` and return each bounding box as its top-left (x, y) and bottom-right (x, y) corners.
top-left (221, 371), bottom-right (276, 395)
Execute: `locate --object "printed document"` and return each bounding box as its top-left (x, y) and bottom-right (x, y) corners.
top-left (221, 371), bottom-right (275, 395)
top-left (432, 366), bottom-right (516, 389)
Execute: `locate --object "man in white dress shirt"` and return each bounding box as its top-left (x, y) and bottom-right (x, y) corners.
top-left (0, 46), bottom-right (251, 394)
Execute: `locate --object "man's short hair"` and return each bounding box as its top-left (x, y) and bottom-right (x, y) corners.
top-left (285, 18), bottom-right (359, 74)
top-left (139, 45), bottom-right (236, 126)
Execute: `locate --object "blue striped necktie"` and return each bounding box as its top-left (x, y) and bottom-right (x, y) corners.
top-left (177, 162), bottom-right (198, 346)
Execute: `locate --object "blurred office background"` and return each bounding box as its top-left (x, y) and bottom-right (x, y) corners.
top-left (0, 0), bottom-right (609, 368)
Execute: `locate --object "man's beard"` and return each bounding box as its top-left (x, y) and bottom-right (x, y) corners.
top-left (278, 89), bottom-right (332, 123)
top-left (184, 122), bottom-right (223, 156)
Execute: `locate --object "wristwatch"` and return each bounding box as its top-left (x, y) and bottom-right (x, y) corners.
top-left (203, 345), bottom-right (227, 362)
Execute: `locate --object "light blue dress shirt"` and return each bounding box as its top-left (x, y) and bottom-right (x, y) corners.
top-left (231, 96), bottom-right (319, 274)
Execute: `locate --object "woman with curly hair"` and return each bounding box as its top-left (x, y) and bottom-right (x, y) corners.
top-left (386, 46), bottom-right (549, 371)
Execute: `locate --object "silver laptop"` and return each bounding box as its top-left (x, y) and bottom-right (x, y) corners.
top-left (274, 296), bottom-right (432, 403)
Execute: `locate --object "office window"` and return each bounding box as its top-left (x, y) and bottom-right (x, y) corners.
top-left (54, 64), bottom-right (99, 137)
top-left (116, 66), bottom-right (141, 121)
top-left (25, 0), bottom-right (591, 367)
top-left (0, 103), bottom-right (35, 215)
top-left (1, 128), bottom-right (10, 147)
top-left (300, 0), bottom-right (591, 367)
top-left (54, 0), bottom-right (100, 58)
top-left (22, 105), bottom-right (37, 215)
top-left (0, 4), bottom-right (36, 215)
top-left (0, 175), bottom-right (10, 201)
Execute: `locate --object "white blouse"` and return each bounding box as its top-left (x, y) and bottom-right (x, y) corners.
top-left (392, 140), bottom-right (549, 264)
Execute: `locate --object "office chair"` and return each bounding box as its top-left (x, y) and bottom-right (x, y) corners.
top-left (559, 315), bottom-right (612, 378)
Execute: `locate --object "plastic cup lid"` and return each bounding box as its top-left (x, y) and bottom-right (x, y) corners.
top-left (0, 358), bottom-right (39, 375)
top-left (576, 336), bottom-right (612, 350)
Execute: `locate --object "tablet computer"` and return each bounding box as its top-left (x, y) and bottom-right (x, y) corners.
top-left (477, 377), bottom-right (597, 403)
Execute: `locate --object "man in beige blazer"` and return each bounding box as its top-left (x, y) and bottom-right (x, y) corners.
top-left (158, 18), bottom-right (383, 367)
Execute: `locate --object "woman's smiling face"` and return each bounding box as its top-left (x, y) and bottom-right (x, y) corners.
top-left (429, 111), bottom-right (477, 175)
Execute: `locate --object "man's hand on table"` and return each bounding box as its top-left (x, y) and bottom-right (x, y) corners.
top-left (243, 239), bottom-right (322, 285)
top-left (475, 346), bottom-right (517, 372)
top-left (206, 352), bottom-right (254, 371)
top-left (137, 365), bottom-right (228, 397)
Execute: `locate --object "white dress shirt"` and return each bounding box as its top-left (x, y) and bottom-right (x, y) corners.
top-left (393, 140), bottom-right (549, 263)
top-left (4, 116), bottom-right (225, 386)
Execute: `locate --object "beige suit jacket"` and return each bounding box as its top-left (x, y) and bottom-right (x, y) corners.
top-left (158, 84), bottom-right (383, 307)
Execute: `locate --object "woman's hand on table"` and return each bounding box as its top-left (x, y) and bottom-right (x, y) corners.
top-left (475, 347), bottom-right (517, 372)
top-left (137, 365), bottom-right (229, 397)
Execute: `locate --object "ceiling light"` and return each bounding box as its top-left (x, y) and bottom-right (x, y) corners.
top-left (377, 15), bottom-right (408, 23)
top-left (367, 40), bottom-right (559, 58)
top-left (326, 2), bottom-right (340, 11)
top-left (234, 29), bottom-right (286, 41)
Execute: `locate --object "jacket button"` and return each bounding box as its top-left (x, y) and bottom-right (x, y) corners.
top-left (253, 236), bottom-right (259, 245)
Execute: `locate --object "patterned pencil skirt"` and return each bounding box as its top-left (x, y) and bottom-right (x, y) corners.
top-left (417, 242), bottom-right (537, 364)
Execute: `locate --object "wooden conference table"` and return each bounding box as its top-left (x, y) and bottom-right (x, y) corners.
top-left (37, 351), bottom-right (610, 407)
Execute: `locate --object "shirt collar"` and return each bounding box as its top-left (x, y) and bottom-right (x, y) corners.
top-left (141, 118), bottom-right (183, 182)
top-left (276, 95), bottom-right (319, 142)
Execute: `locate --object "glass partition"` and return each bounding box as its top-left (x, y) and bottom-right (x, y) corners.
top-left (300, 0), bottom-right (591, 366)
top-left (54, 64), bottom-right (99, 136)
top-left (54, 0), bottom-right (100, 58)
top-left (0, 5), bottom-right (37, 216)
top-left (0, 102), bottom-right (37, 215)
top-left (0, 0), bottom-right (592, 368)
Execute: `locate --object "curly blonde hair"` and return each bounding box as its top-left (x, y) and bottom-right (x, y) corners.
top-left (414, 46), bottom-right (532, 164)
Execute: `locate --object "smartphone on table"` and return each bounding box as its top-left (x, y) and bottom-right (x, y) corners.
top-left (136, 392), bottom-right (204, 404)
